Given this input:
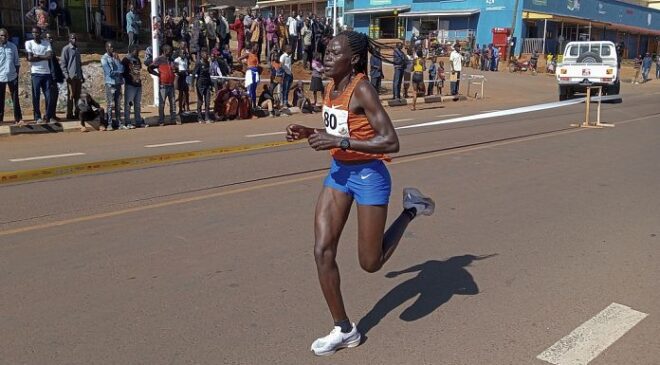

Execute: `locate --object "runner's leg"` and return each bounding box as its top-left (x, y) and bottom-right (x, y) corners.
top-left (314, 187), bottom-right (354, 322)
top-left (356, 204), bottom-right (413, 273)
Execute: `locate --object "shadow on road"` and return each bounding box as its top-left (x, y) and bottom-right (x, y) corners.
top-left (357, 254), bottom-right (497, 337)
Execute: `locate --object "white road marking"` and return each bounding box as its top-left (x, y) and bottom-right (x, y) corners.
top-left (392, 118), bottom-right (414, 123)
top-left (480, 109), bottom-right (501, 113)
top-left (537, 303), bottom-right (648, 365)
top-left (436, 113), bottom-right (462, 118)
top-left (144, 140), bottom-right (202, 148)
top-left (9, 152), bottom-right (86, 162)
top-left (246, 131), bottom-right (287, 138)
top-left (397, 98), bottom-right (586, 130)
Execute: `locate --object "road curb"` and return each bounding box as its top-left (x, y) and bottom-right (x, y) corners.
top-left (0, 140), bottom-right (304, 185)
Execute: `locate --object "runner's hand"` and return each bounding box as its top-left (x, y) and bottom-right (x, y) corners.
top-left (286, 124), bottom-right (313, 141)
top-left (308, 131), bottom-right (340, 151)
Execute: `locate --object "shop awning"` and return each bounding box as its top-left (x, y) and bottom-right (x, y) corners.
top-left (523, 10), bottom-right (660, 36)
top-left (343, 5), bottom-right (411, 15)
top-left (398, 9), bottom-right (480, 18)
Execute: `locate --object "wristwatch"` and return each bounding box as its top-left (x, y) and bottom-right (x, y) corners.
top-left (339, 138), bottom-right (351, 151)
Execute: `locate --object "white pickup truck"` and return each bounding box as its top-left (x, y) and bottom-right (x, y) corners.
top-left (556, 41), bottom-right (620, 101)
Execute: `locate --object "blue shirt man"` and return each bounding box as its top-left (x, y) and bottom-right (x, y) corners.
top-left (101, 42), bottom-right (124, 129)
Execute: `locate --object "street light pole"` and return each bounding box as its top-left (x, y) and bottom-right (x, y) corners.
top-left (506, 0), bottom-right (520, 64)
top-left (151, 0), bottom-right (160, 106)
top-left (332, 0), bottom-right (337, 36)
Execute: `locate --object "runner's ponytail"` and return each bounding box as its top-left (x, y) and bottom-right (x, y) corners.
top-left (338, 31), bottom-right (396, 75)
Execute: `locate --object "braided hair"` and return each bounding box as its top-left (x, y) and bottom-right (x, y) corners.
top-left (337, 30), bottom-right (395, 75)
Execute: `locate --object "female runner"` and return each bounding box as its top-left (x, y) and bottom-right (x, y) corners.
top-left (285, 31), bottom-right (435, 356)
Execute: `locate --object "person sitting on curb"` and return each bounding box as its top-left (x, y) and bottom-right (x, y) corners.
top-left (258, 83), bottom-right (277, 117)
top-left (292, 80), bottom-right (313, 113)
top-left (77, 90), bottom-right (105, 132)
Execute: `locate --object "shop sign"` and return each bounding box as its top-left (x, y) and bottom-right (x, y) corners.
top-left (370, 0), bottom-right (392, 5)
top-left (567, 0), bottom-right (581, 12)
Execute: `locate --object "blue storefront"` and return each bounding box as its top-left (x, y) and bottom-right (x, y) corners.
top-left (344, 0), bottom-right (660, 58)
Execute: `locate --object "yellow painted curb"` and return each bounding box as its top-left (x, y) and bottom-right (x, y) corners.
top-left (0, 140), bottom-right (303, 184)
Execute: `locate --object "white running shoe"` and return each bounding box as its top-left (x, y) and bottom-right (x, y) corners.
top-left (310, 324), bottom-right (361, 356)
top-left (403, 187), bottom-right (435, 216)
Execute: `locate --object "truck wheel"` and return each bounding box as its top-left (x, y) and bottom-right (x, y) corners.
top-left (576, 51), bottom-right (602, 64)
top-left (609, 80), bottom-right (620, 95)
top-left (559, 86), bottom-right (568, 101)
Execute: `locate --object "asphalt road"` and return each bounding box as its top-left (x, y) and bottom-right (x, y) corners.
top-left (1, 77), bottom-right (659, 365)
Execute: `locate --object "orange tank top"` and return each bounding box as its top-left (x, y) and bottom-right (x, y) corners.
top-left (322, 73), bottom-right (390, 162)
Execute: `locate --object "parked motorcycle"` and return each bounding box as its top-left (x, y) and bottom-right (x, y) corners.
top-left (508, 57), bottom-right (530, 73)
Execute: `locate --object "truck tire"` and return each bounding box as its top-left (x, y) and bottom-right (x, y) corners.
top-left (609, 79), bottom-right (620, 95)
top-left (559, 85), bottom-right (568, 101)
top-left (576, 51), bottom-right (602, 64)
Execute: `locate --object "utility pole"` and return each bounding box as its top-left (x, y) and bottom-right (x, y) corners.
top-left (506, 0), bottom-right (520, 64)
top-left (151, 0), bottom-right (160, 106)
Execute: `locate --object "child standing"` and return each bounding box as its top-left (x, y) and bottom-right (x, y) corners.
top-left (174, 46), bottom-right (191, 113)
top-left (427, 57), bottom-right (437, 96)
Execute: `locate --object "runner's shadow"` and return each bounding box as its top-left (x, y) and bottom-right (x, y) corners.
top-left (357, 254), bottom-right (496, 336)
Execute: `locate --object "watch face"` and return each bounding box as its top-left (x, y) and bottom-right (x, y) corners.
top-left (340, 138), bottom-right (349, 150)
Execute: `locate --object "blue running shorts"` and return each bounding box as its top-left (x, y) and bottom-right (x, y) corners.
top-left (324, 159), bottom-right (392, 205)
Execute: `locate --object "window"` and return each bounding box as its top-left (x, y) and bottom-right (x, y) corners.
top-left (601, 46), bottom-right (612, 56)
top-left (569, 46), bottom-right (578, 56)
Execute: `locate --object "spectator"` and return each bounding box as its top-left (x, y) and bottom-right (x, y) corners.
top-left (175, 43), bottom-right (191, 113)
top-left (301, 18), bottom-right (313, 69)
top-left (279, 45), bottom-right (293, 108)
top-left (642, 52), bottom-right (652, 83)
top-left (253, 15), bottom-right (264, 63)
top-left (292, 80), bottom-right (312, 113)
top-left (243, 12), bottom-right (254, 47)
top-left (44, 32), bottom-right (64, 123)
top-left (214, 81), bottom-right (239, 121)
top-left (239, 44), bottom-right (260, 108)
top-left (632, 54), bottom-right (642, 84)
top-left (491, 45), bottom-right (500, 71)
top-left (219, 10), bottom-right (230, 50)
top-left (411, 57), bottom-right (425, 111)
top-left (310, 53), bottom-right (324, 106)
top-left (100, 41), bottom-right (124, 130)
top-left (126, 3), bottom-right (142, 51)
top-left (427, 56), bottom-right (437, 96)
top-left (163, 11), bottom-right (175, 47)
top-left (121, 46), bottom-right (143, 128)
top-left (270, 50), bottom-right (283, 106)
top-left (656, 54), bottom-right (660, 80)
top-left (221, 43), bottom-right (233, 69)
top-left (265, 16), bottom-right (278, 60)
top-left (206, 11), bottom-right (218, 51)
top-left (190, 11), bottom-right (206, 60)
top-left (403, 48), bottom-right (413, 99)
top-left (392, 42), bottom-right (406, 100)
top-left (449, 43), bottom-right (462, 96)
top-left (77, 90), bottom-right (104, 132)
top-left (277, 15), bottom-right (288, 51)
top-left (436, 60), bottom-right (446, 95)
top-left (229, 13), bottom-right (245, 55)
top-left (258, 83), bottom-right (276, 117)
top-left (0, 28), bottom-right (23, 125)
top-left (94, 6), bottom-right (105, 39)
top-left (0, 28), bottom-right (24, 126)
top-left (60, 33), bottom-right (84, 121)
top-left (530, 49), bottom-right (539, 74)
top-left (25, 27), bottom-right (53, 124)
top-left (25, 0), bottom-right (49, 32)
top-left (193, 48), bottom-right (213, 122)
top-left (148, 44), bottom-right (177, 126)
top-left (311, 15), bottom-right (324, 55)
top-left (369, 46), bottom-right (383, 93)
top-left (287, 11), bottom-right (299, 61)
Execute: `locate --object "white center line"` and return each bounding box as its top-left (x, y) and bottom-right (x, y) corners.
top-left (246, 131), bottom-right (286, 138)
top-left (392, 118), bottom-right (414, 123)
top-left (144, 140), bottom-right (202, 148)
top-left (9, 152), bottom-right (86, 162)
top-left (537, 302), bottom-right (648, 365)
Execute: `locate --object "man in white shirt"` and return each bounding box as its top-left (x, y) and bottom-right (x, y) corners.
top-left (449, 43), bottom-right (463, 96)
top-left (25, 27), bottom-right (53, 123)
top-left (287, 12), bottom-right (299, 61)
top-left (279, 45), bottom-right (293, 107)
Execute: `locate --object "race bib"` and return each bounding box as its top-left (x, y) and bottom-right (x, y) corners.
top-left (322, 105), bottom-right (350, 137)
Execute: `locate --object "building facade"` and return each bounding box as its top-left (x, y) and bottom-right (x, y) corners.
top-left (344, 0), bottom-right (660, 58)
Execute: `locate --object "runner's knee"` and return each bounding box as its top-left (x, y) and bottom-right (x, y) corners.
top-left (358, 256), bottom-right (381, 273)
top-left (314, 237), bottom-right (338, 267)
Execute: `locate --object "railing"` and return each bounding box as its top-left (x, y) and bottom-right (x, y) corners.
top-left (522, 38), bottom-right (544, 54)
